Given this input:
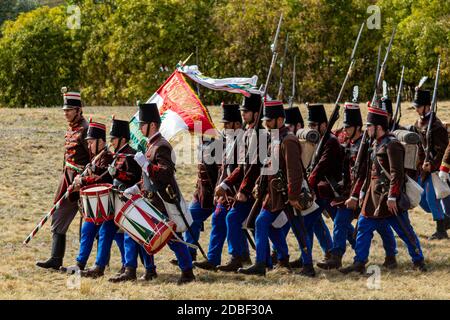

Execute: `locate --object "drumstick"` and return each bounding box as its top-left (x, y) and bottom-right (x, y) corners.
top-left (23, 149), bottom-right (106, 245)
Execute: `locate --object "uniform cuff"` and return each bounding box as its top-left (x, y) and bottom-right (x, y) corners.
top-left (388, 197), bottom-right (397, 202)
top-left (220, 182), bottom-right (230, 191)
top-left (440, 164), bottom-right (450, 173)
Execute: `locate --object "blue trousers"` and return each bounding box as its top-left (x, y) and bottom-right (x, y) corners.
top-left (123, 233), bottom-right (156, 271)
top-left (298, 207), bottom-right (323, 265)
top-left (114, 232), bottom-right (125, 266)
top-left (419, 175), bottom-right (448, 221)
top-left (77, 220), bottom-right (117, 267)
top-left (226, 200), bottom-right (253, 258)
top-left (354, 213), bottom-right (424, 264)
top-left (207, 204), bottom-right (229, 266)
top-left (255, 209), bottom-right (289, 265)
top-left (331, 208), bottom-right (396, 257)
top-left (167, 236), bottom-right (193, 272)
top-left (314, 199), bottom-right (335, 253)
top-left (184, 200), bottom-right (213, 257)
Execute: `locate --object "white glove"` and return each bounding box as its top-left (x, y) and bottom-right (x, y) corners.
top-left (134, 152), bottom-right (149, 172)
top-left (108, 165), bottom-right (117, 177)
top-left (439, 171), bottom-right (450, 184)
top-left (123, 184), bottom-right (141, 198)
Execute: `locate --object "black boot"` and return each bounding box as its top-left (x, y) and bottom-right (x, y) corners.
top-left (216, 256), bottom-right (242, 272)
top-left (193, 259), bottom-right (217, 271)
top-left (36, 233), bottom-right (66, 270)
top-left (413, 260), bottom-right (427, 272)
top-left (81, 265), bottom-right (105, 278)
top-left (317, 254), bottom-right (342, 270)
top-left (115, 265), bottom-right (125, 276)
top-left (289, 258), bottom-right (303, 269)
top-left (298, 264), bottom-right (316, 278)
top-left (178, 268), bottom-right (196, 285)
top-left (139, 269), bottom-right (158, 281)
top-left (241, 252), bottom-right (252, 265)
top-left (270, 250), bottom-right (278, 265)
top-left (237, 262), bottom-right (266, 276)
top-left (339, 261), bottom-right (366, 275)
top-left (382, 256), bottom-right (398, 269)
top-left (274, 257), bottom-right (291, 271)
top-left (108, 267), bottom-right (137, 283)
top-left (60, 261), bottom-right (85, 274)
top-left (444, 215), bottom-right (450, 230)
top-left (429, 220), bottom-right (448, 240)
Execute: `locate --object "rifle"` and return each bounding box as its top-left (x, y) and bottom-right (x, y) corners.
top-left (308, 22), bottom-right (365, 175)
top-left (374, 44), bottom-right (382, 93)
top-left (242, 13), bottom-right (283, 230)
top-left (391, 65), bottom-right (405, 131)
top-left (288, 55), bottom-right (297, 109)
top-left (425, 56), bottom-right (441, 163)
top-left (277, 33), bottom-right (289, 101)
top-left (352, 26), bottom-right (396, 180)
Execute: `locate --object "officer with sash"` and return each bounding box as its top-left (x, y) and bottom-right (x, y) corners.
top-left (37, 91), bottom-right (90, 270)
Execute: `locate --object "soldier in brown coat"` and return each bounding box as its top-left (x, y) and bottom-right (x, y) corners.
top-left (438, 141), bottom-right (450, 231)
top-left (194, 103), bottom-right (251, 270)
top-left (413, 88), bottom-right (450, 239)
top-left (214, 93), bottom-right (263, 272)
top-left (37, 91), bottom-right (90, 270)
top-left (122, 103), bottom-right (195, 284)
top-left (237, 100), bottom-right (315, 277)
top-left (340, 107), bottom-right (426, 274)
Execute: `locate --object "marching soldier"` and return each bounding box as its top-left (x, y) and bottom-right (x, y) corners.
top-left (412, 87), bottom-right (450, 239)
top-left (215, 93), bottom-right (262, 272)
top-left (194, 103), bottom-right (250, 270)
top-left (318, 102), bottom-right (397, 270)
top-left (305, 104), bottom-right (339, 262)
top-left (237, 101), bottom-right (314, 276)
top-left (60, 120), bottom-right (115, 277)
top-left (340, 107), bottom-right (426, 274)
top-left (36, 91), bottom-right (90, 270)
top-left (180, 135), bottom-right (219, 262)
top-left (279, 105), bottom-right (335, 269)
top-left (106, 117), bottom-right (155, 281)
top-left (122, 102), bottom-right (195, 284)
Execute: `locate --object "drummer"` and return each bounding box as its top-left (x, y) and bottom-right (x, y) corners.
top-left (60, 120), bottom-right (115, 278)
top-left (123, 102), bottom-right (196, 285)
top-left (107, 117), bottom-right (158, 282)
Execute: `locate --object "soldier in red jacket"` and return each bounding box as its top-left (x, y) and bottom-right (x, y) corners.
top-left (37, 91), bottom-right (90, 270)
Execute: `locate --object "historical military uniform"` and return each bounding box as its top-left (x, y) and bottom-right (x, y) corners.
top-left (106, 118), bottom-right (156, 281)
top-left (182, 136), bottom-right (219, 261)
top-left (70, 121), bottom-right (115, 277)
top-left (317, 103), bottom-right (397, 270)
top-left (37, 91), bottom-right (90, 270)
top-left (238, 101), bottom-right (315, 276)
top-left (216, 94), bottom-right (262, 272)
top-left (125, 103), bottom-right (195, 284)
top-left (341, 107), bottom-right (425, 274)
top-left (413, 89), bottom-right (450, 239)
top-left (194, 103), bottom-right (250, 270)
top-left (304, 104), bottom-right (338, 259)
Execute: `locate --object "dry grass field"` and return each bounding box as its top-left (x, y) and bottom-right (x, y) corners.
top-left (0, 102), bottom-right (449, 300)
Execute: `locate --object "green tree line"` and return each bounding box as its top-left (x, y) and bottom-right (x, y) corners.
top-left (0, 0), bottom-right (448, 107)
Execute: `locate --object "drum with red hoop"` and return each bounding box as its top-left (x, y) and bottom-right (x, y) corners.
top-left (115, 194), bottom-right (175, 255)
top-left (80, 183), bottom-right (115, 225)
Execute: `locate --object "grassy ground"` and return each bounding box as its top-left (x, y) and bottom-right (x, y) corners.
top-left (0, 102), bottom-right (449, 300)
